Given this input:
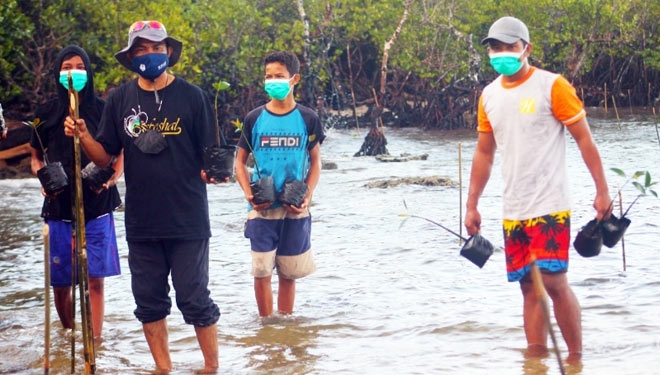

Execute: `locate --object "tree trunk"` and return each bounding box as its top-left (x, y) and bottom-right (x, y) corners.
top-left (296, 0), bottom-right (314, 103)
top-left (354, 127), bottom-right (388, 156)
top-left (346, 43), bottom-right (360, 131)
top-left (356, 0), bottom-right (412, 156)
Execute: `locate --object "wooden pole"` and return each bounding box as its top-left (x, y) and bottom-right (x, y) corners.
top-left (70, 235), bottom-right (76, 374)
top-left (529, 255), bottom-right (566, 375)
top-left (612, 95), bottom-right (621, 130)
top-left (458, 142), bottom-right (463, 245)
top-left (653, 107), bottom-right (660, 149)
top-left (627, 89), bottom-right (633, 115)
top-left (619, 191), bottom-right (626, 271)
top-left (604, 83), bottom-right (608, 113)
top-left (68, 72), bottom-right (96, 374)
top-left (43, 224), bottom-right (50, 375)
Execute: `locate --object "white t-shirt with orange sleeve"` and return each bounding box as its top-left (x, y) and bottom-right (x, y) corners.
top-left (477, 67), bottom-right (586, 220)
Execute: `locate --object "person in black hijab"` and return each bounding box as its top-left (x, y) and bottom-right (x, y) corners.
top-left (29, 45), bottom-right (123, 341)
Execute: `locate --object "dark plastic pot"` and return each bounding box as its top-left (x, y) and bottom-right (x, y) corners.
top-left (573, 219), bottom-right (603, 257)
top-left (279, 180), bottom-right (308, 207)
top-left (250, 176), bottom-right (276, 205)
top-left (460, 234), bottom-right (494, 268)
top-left (601, 214), bottom-right (631, 248)
top-left (203, 145), bottom-right (236, 181)
top-left (37, 162), bottom-right (68, 196)
top-left (81, 161), bottom-right (114, 191)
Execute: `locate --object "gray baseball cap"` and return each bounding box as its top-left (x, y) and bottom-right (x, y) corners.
top-left (115, 21), bottom-right (183, 71)
top-left (481, 16), bottom-right (530, 45)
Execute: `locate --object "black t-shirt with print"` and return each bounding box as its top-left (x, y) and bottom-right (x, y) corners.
top-left (95, 77), bottom-right (214, 240)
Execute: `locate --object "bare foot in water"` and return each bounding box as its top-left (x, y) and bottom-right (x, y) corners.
top-left (148, 368), bottom-right (170, 375)
top-left (194, 367), bottom-right (219, 374)
top-left (566, 352), bottom-right (583, 365)
top-left (524, 344), bottom-right (549, 358)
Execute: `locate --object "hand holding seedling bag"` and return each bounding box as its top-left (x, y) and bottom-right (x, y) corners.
top-left (24, 119), bottom-right (69, 196)
top-left (574, 169), bottom-right (657, 256)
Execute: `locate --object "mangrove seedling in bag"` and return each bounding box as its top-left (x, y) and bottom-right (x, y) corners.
top-left (203, 80), bottom-right (236, 181)
top-left (279, 148), bottom-right (309, 208)
top-left (232, 118), bottom-right (275, 205)
top-left (23, 119), bottom-right (68, 195)
top-left (81, 160), bottom-right (115, 192)
top-left (602, 168), bottom-right (658, 247)
top-left (399, 200), bottom-right (494, 268)
top-left (574, 169), bottom-right (657, 255)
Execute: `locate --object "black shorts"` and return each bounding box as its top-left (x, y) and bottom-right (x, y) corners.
top-left (128, 238), bottom-right (220, 326)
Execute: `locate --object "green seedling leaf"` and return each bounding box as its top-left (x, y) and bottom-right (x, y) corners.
top-left (632, 181), bottom-right (645, 195)
top-left (632, 170), bottom-right (646, 179)
top-left (645, 171), bottom-right (652, 187)
top-left (213, 81), bottom-right (231, 92)
top-left (22, 119), bottom-right (46, 129)
top-left (403, 199), bottom-right (408, 210)
top-left (398, 216), bottom-right (409, 230)
top-left (650, 190), bottom-right (658, 198)
top-left (231, 118), bottom-right (243, 132)
top-left (611, 167), bottom-right (625, 177)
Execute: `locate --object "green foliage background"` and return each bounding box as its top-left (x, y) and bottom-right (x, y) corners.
top-left (1, 0), bottom-right (659, 128)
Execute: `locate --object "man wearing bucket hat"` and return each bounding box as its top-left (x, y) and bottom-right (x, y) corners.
top-left (64, 21), bottom-right (220, 372)
top-left (464, 16), bottom-right (611, 363)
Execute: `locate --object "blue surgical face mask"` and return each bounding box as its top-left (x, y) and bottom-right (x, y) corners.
top-left (131, 53), bottom-right (169, 80)
top-left (489, 50), bottom-right (526, 76)
top-left (264, 77), bottom-right (294, 101)
top-left (59, 69), bottom-right (88, 92)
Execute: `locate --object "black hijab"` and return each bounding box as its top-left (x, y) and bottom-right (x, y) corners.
top-left (30, 45), bottom-right (120, 221)
top-left (31, 45), bottom-right (105, 168)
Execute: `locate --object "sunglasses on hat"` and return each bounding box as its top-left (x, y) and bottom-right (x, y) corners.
top-left (129, 20), bottom-right (166, 33)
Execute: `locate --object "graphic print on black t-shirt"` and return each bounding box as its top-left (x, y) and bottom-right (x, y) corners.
top-left (122, 105), bottom-right (183, 139)
top-left (95, 78), bottom-right (215, 240)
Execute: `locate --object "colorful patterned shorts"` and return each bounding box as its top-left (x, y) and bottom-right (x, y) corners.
top-left (503, 210), bottom-right (571, 282)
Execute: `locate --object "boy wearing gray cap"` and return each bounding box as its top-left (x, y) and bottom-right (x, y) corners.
top-left (65, 20), bottom-right (221, 373)
top-left (464, 16), bottom-right (611, 363)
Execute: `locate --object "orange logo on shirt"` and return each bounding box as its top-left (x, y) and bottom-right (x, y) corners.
top-left (519, 98), bottom-right (536, 114)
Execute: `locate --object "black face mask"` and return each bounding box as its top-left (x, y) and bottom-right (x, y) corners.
top-left (134, 128), bottom-right (168, 154)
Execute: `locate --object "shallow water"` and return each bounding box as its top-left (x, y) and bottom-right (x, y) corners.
top-left (1, 112), bottom-right (659, 374)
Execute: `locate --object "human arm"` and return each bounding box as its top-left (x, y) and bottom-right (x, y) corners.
top-left (29, 145), bottom-right (45, 176)
top-left (200, 169), bottom-right (229, 184)
top-left (284, 143), bottom-right (321, 214)
top-left (0, 104), bottom-right (6, 140)
top-left (566, 117), bottom-right (611, 220)
top-left (235, 147), bottom-right (271, 211)
top-left (29, 145), bottom-right (53, 197)
top-left (464, 131), bottom-right (496, 235)
top-left (99, 150), bottom-right (124, 191)
top-left (63, 116), bottom-right (113, 168)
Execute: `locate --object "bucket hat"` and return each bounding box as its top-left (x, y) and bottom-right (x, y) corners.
top-left (115, 20), bottom-right (182, 71)
top-left (481, 16), bottom-right (530, 45)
